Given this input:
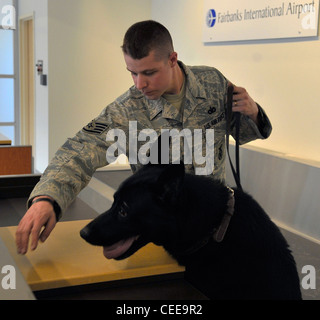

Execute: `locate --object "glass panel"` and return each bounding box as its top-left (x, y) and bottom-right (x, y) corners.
top-left (0, 29), bottom-right (14, 74)
top-left (0, 78), bottom-right (14, 122)
top-left (0, 125), bottom-right (14, 144)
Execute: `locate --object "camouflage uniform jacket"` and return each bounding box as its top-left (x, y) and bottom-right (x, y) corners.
top-left (29, 61), bottom-right (272, 217)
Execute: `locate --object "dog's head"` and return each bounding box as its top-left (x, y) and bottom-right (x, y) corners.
top-left (80, 163), bottom-right (185, 260)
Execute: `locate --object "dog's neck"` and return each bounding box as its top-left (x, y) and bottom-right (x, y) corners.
top-left (172, 187), bottom-right (235, 257)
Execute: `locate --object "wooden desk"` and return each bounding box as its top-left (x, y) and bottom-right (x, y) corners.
top-left (0, 220), bottom-right (185, 292)
top-left (0, 145), bottom-right (32, 175)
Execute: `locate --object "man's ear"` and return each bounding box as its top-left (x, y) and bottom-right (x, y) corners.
top-left (168, 52), bottom-right (178, 68)
top-left (155, 162), bottom-right (185, 203)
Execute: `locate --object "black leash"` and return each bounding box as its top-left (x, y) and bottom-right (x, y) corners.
top-left (226, 85), bottom-right (243, 191)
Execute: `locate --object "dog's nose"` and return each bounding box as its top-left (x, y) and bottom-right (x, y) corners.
top-left (80, 226), bottom-right (90, 240)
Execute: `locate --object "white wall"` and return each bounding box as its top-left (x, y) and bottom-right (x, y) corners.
top-left (18, 0), bottom-right (49, 172)
top-left (47, 0), bottom-right (151, 161)
top-left (152, 0), bottom-right (320, 164)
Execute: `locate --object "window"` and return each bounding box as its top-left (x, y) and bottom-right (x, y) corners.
top-left (0, 0), bottom-right (18, 145)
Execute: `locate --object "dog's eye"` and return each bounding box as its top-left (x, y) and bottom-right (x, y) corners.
top-left (118, 203), bottom-right (128, 218)
top-left (119, 207), bottom-right (127, 217)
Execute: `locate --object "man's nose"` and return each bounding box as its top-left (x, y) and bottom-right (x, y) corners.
top-left (135, 75), bottom-right (147, 91)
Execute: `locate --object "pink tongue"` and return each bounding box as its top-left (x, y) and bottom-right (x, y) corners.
top-left (103, 236), bottom-right (138, 259)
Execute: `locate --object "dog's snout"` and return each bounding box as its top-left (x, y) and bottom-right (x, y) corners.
top-left (80, 226), bottom-right (91, 240)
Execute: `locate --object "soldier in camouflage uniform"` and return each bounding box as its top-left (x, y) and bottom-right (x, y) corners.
top-left (16, 20), bottom-right (272, 254)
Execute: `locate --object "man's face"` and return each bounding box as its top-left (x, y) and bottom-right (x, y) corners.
top-left (124, 50), bottom-right (176, 100)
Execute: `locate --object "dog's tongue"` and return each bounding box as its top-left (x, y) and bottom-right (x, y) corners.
top-left (103, 236), bottom-right (138, 259)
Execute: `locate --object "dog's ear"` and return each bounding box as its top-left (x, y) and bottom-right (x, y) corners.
top-left (155, 162), bottom-right (185, 203)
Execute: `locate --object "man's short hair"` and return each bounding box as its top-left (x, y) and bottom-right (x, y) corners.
top-left (122, 20), bottom-right (174, 60)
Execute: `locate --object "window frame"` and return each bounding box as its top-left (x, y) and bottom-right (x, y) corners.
top-left (0, 0), bottom-right (19, 145)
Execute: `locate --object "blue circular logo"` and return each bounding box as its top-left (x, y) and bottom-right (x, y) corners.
top-left (206, 9), bottom-right (216, 28)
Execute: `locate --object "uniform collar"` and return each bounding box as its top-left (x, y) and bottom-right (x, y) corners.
top-left (146, 97), bottom-right (182, 122)
top-left (178, 61), bottom-right (207, 100)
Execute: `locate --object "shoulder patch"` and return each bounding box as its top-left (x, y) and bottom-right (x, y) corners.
top-left (82, 120), bottom-right (109, 135)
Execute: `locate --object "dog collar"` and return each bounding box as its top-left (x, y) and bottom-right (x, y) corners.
top-left (178, 187), bottom-right (235, 256)
top-left (213, 187), bottom-right (235, 243)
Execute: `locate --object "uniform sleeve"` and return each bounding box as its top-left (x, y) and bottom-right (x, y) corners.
top-left (28, 103), bottom-right (129, 216)
top-left (231, 103), bottom-right (272, 145)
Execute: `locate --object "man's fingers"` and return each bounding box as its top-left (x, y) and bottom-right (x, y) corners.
top-left (30, 221), bottom-right (44, 251)
top-left (16, 225), bottom-right (28, 255)
top-left (16, 217), bottom-right (42, 254)
top-left (40, 217), bottom-right (56, 243)
top-left (15, 200), bottom-right (57, 255)
top-left (30, 212), bottom-right (56, 250)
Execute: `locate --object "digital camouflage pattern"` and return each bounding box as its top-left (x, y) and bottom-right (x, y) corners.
top-left (28, 62), bottom-right (272, 216)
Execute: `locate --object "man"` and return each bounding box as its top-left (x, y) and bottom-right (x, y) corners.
top-left (16, 20), bottom-right (272, 255)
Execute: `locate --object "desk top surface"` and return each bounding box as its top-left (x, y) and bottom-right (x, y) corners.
top-left (0, 220), bottom-right (184, 291)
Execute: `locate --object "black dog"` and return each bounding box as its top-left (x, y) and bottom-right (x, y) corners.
top-left (80, 163), bottom-right (302, 300)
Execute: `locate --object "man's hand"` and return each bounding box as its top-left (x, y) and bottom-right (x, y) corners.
top-left (15, 197), bottom-right (57, 255)
top-left (231, 85), bottom-right (259, 125)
